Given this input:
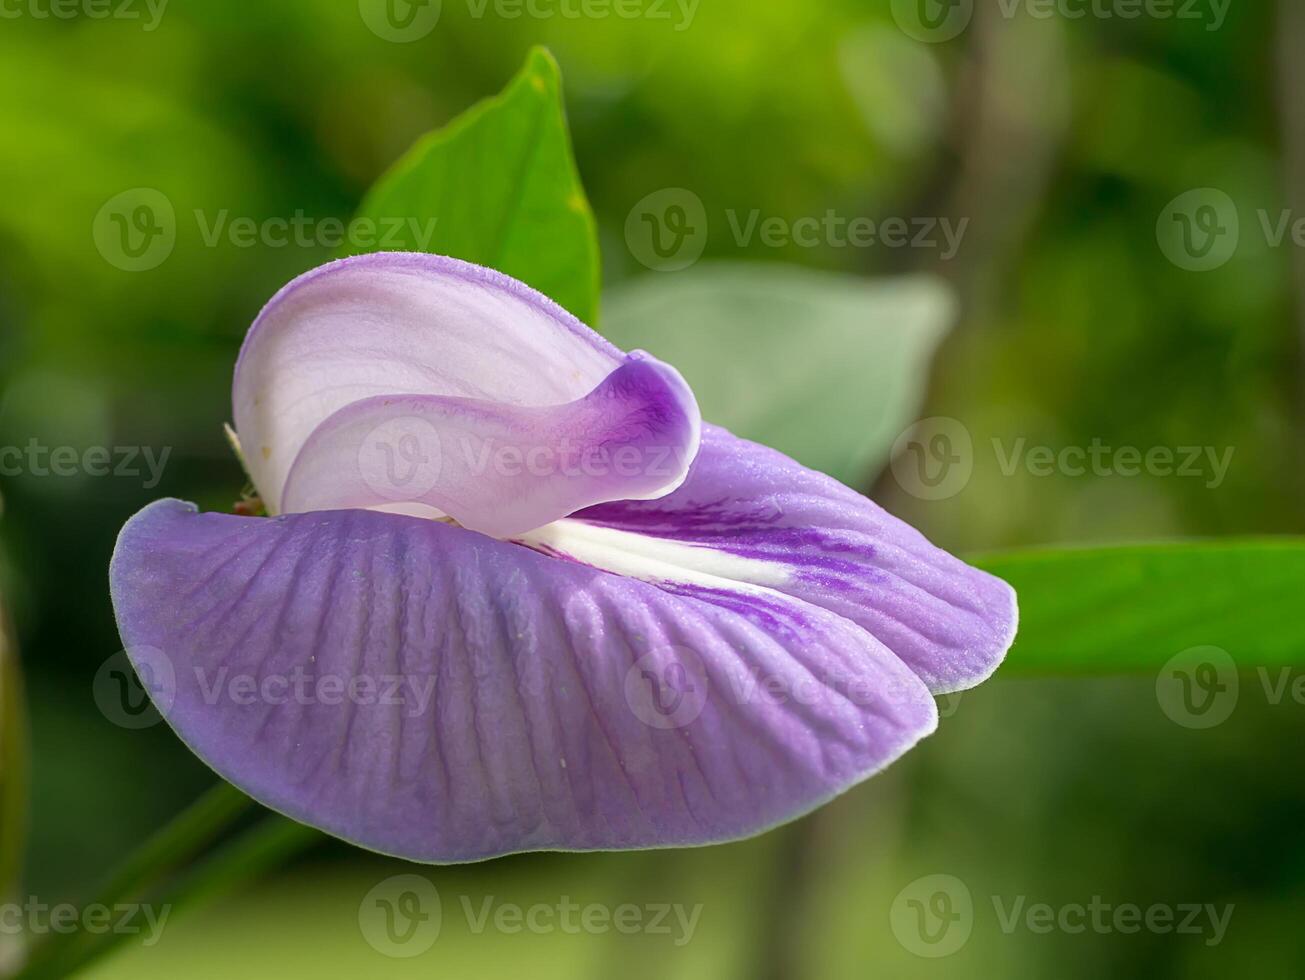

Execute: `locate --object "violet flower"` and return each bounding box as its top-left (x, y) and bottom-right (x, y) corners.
top-left (110, 252), bottom-right (1017, 862)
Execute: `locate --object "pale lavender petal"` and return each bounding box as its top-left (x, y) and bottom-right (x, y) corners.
top-left (233, 252), bottom-right (623, 513)
top-left (279, 352), bottom-right (700, 538)
top-left (575, 424), bottom-right (1018, 694)
top-left (110, 500), bottom-right (936, 862)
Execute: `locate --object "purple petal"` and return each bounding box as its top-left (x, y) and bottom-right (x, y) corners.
top-left (575, 424), bottom-right (1018, 694)
top-left (280, 352), bottom-right (700, 538)
top-left (233, 253), bottom-right (623, 513)
top-left (110, 500), bottom-right (936, 862)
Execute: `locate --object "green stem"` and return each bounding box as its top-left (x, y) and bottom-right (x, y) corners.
top-left (13, 781), bottom-right (255, 979)
top-left (22, 814), bottom-right (320, 980)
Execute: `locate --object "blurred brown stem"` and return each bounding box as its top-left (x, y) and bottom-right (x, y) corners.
top-left (904, 5), bottom-right (1068, 325)
top-left (1274, 0), bottom-right (1305, 463)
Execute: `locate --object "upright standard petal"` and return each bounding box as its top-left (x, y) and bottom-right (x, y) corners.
top-left (280, 352), bottom-right (700, 538)
top-left (233, 252), bottom-right (624, 514)
top-left (110, 500), bottom-right (937, 862)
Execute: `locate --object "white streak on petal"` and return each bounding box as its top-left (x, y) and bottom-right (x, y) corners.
top-left (516, 518), bottom-right (792, 591)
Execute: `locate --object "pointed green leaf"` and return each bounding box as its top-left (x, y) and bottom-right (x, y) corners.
top-left (601, 264), bottom-right (955, 486)
top-left (350, 47), bottom-right (600, 325)
top-left (974, 539), bottom-right (1305, 674)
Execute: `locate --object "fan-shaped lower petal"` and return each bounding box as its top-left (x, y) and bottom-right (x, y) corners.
top-left (110, 500), bottom-right (936, 862)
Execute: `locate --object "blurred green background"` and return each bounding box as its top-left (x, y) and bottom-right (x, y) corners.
top-left (2, 0), bottom-right (1304, 977)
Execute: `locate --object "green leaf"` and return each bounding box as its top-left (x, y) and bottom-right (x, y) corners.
top-left (601, 264), bottom-right (956, 487)
top-left (974, 539), bottom-right (1305, 675)
top-left (350, 46), bottom-right (600, 325)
